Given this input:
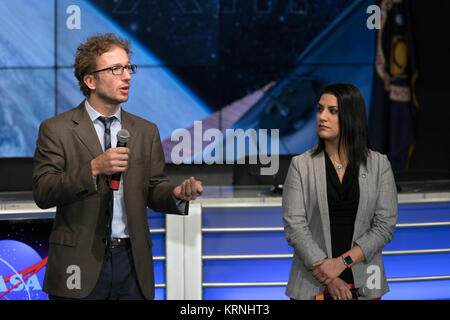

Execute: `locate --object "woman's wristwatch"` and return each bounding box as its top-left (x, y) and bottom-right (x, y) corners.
top-left (341, 253), bottom-right (354, 268)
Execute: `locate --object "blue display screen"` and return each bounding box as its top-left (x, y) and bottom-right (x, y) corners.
top-left (0, 210), bottom-right (166, 300)
top-left (0, 0), bottom-right (373, 162)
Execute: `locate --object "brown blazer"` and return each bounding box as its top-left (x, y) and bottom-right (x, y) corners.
top-left (32, 101), bottom-right (187, 299)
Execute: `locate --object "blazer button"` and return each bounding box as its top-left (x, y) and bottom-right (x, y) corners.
top-left (102, 238), bottom-right (106, 243)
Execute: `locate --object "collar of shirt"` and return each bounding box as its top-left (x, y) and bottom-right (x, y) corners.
top-left (84, 100), bottom-right (122, 153)
top-left (84, 99), bottom-right (122, 124)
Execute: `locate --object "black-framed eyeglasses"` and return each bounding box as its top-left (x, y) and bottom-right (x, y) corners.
top-left (91, 64), bottom-right (137, 75)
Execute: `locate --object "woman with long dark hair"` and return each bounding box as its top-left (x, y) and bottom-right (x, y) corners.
top-left (282, 83), bottom-right (398, 300)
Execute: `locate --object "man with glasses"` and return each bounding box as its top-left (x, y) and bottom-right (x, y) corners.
top-left (32, 33), bottom-right (202, 300)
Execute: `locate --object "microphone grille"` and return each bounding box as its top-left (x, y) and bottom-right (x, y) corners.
top-left (117, 129), bottom-right (130, 143)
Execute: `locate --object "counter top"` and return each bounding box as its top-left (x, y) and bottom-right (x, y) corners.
top-left (1, 186), bottom-right (450, 218)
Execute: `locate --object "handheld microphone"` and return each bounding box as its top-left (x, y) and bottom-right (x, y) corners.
top-left (315, 286), bottom-right (368, 300)
top-left (110, 129), bottom-right (130, 190)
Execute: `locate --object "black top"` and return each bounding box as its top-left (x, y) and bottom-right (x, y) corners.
top-left (325, 153), bottom-right (359, 284)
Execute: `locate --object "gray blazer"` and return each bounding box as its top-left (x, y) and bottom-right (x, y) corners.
top-left (282, 147), bottom-right (398, 300)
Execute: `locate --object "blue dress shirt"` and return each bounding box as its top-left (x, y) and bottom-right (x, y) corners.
top-left (85, 100), bottom-right (129, 238)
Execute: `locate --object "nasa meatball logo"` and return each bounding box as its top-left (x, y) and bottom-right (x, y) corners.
top-left (0, 240), bottom-right (48, 300)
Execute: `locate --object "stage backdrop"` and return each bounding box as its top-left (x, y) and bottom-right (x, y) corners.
top-left (0, 0), bottom-right (375, 163)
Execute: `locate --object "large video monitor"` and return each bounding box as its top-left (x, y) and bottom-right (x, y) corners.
top-left (0, 0), bottom-right (374, 164)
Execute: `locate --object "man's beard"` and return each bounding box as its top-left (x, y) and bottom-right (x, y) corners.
top-left (96, 87), bottom-right (128, 106)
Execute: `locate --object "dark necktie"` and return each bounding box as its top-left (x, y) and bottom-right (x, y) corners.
top-left (97, 116), bottom-right (115, 247)
top-left (97, 116), bottom-right (114, 151)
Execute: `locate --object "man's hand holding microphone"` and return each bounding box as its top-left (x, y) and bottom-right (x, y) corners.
top-left (91, 129), bottom-right (203, 199)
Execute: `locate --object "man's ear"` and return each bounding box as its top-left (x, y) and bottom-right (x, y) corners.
top-left (83, 74), bottom-right (96, 91)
